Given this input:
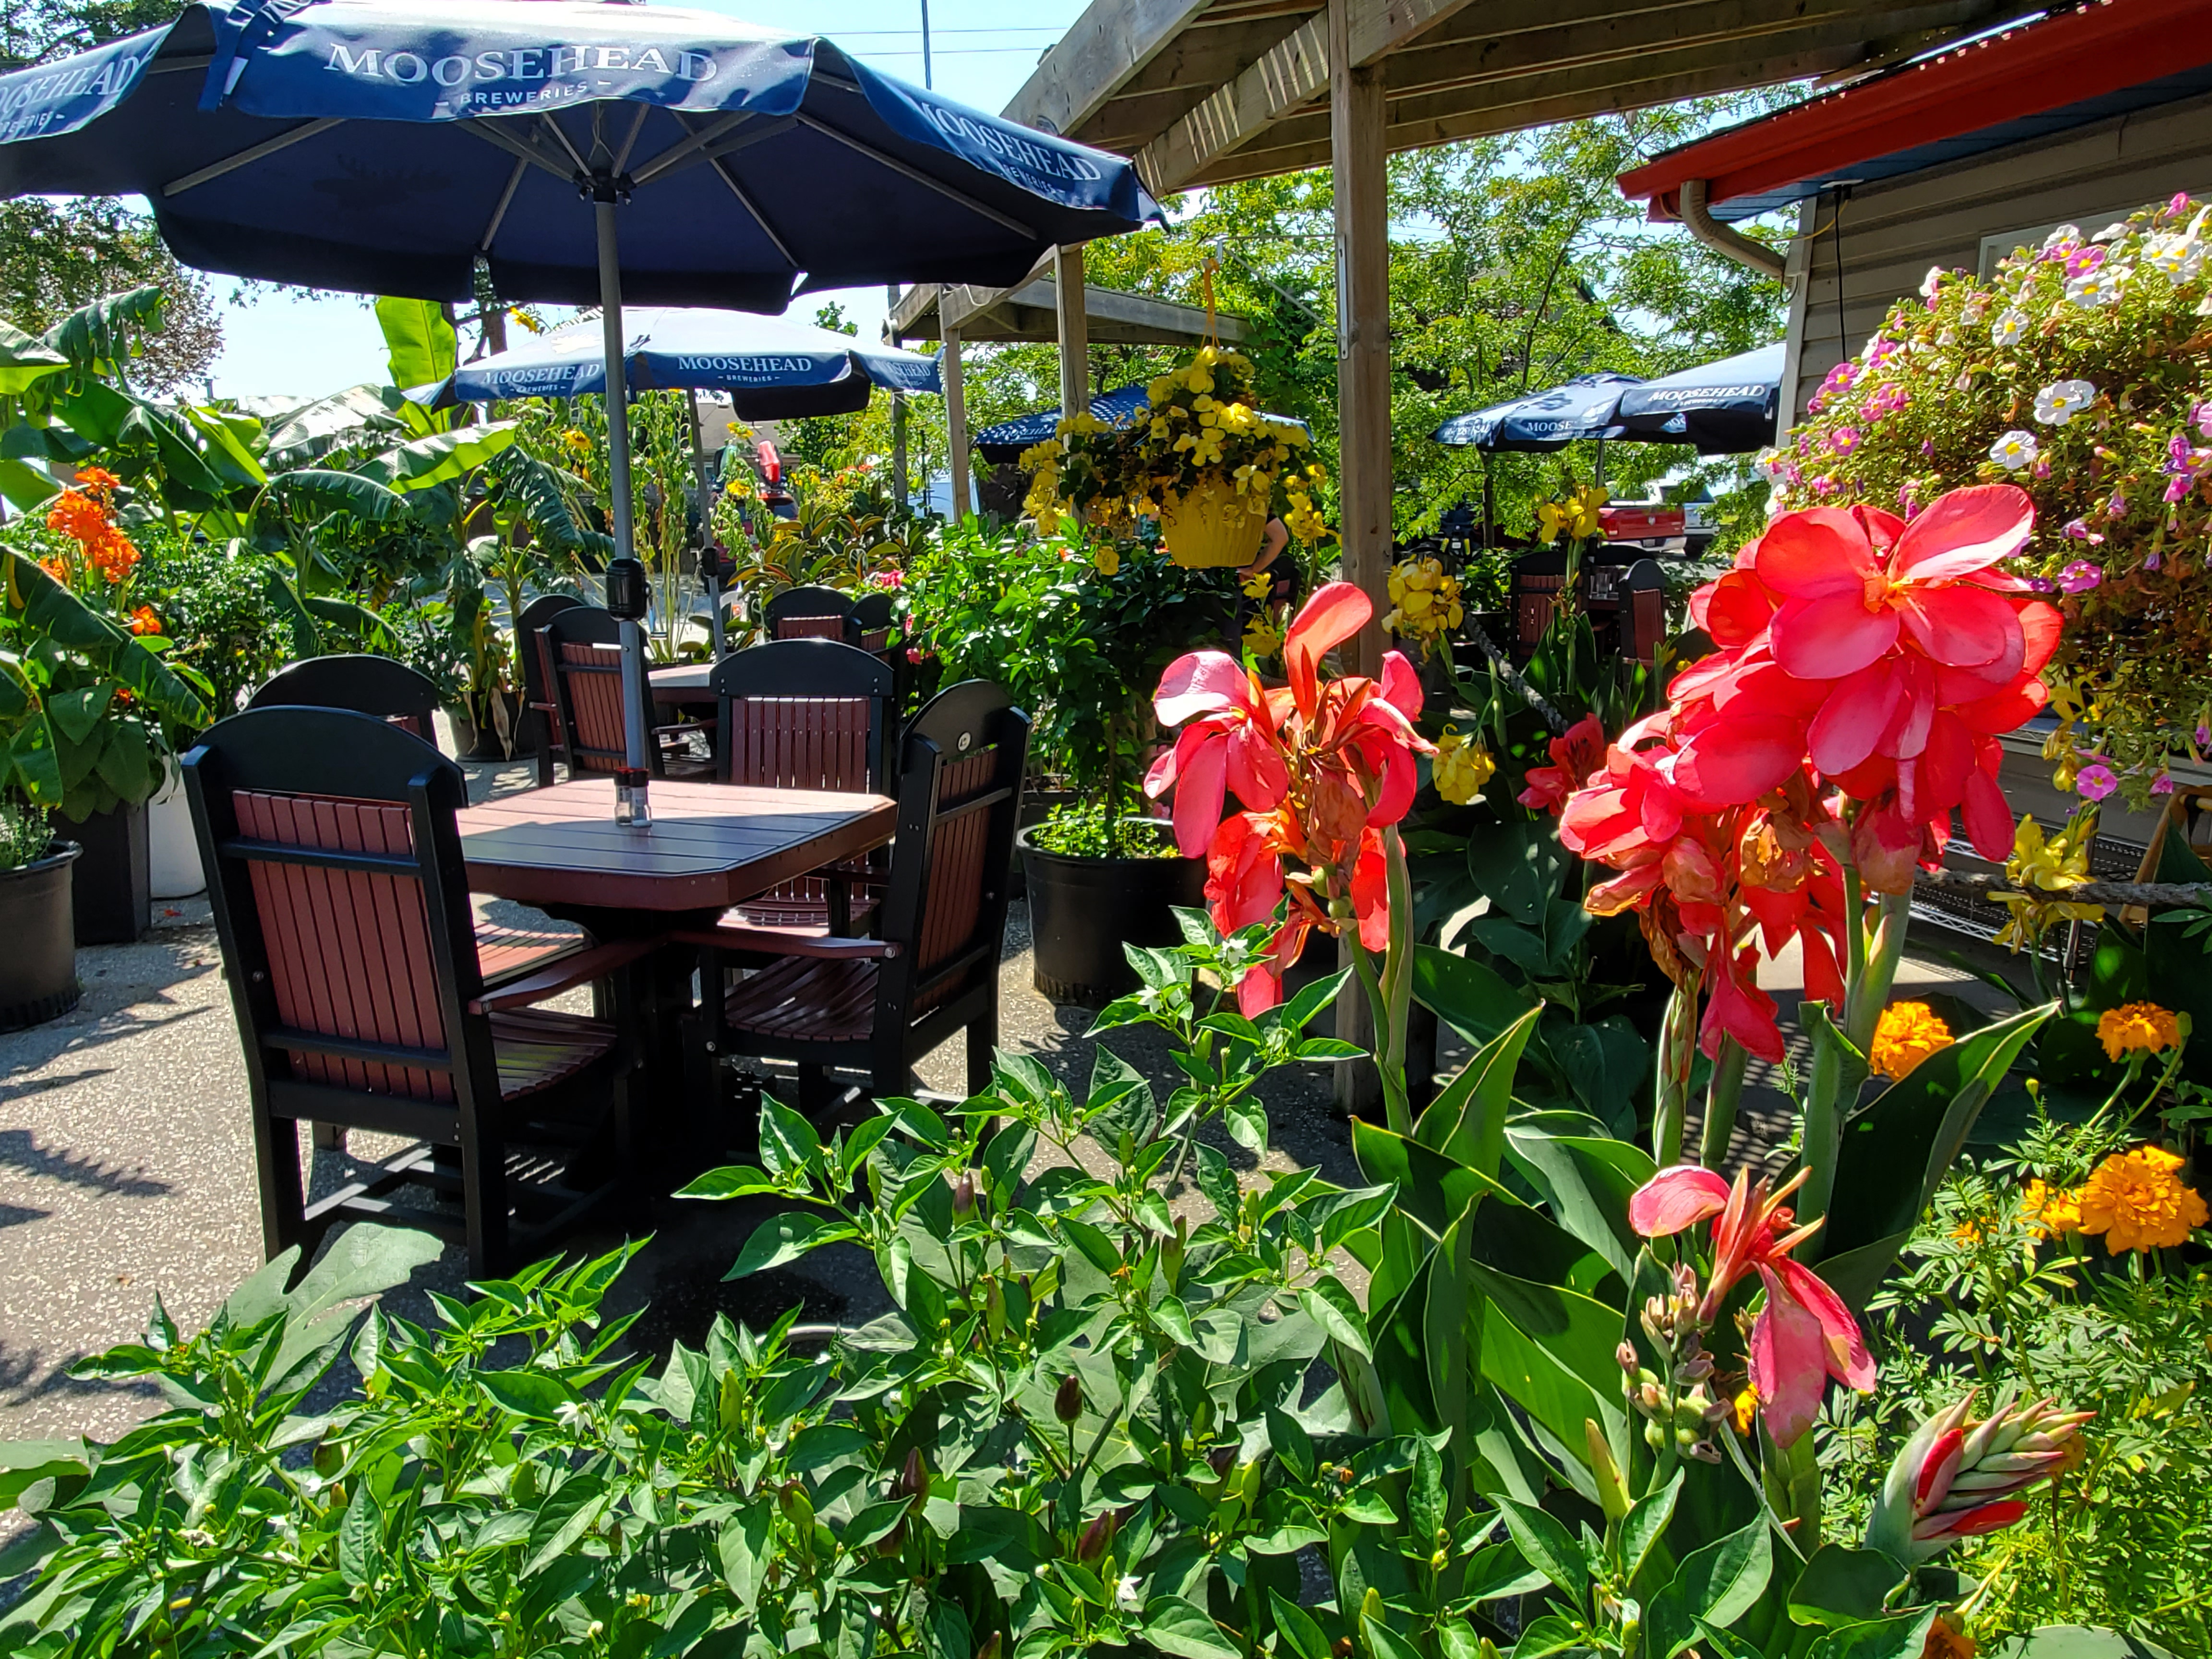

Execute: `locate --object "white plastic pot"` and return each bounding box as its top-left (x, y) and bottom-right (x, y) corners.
top-left (147, 761), bottom-right (205, 900)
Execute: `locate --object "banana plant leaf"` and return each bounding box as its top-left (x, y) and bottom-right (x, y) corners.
top-left (354, 423), bottom-right (517, 493)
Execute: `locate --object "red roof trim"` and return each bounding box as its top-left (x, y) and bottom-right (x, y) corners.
top-left (1618, 0), bottom-right (2212, 220)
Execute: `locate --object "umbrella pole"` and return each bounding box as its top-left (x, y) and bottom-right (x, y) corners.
top-left (1482, 457), bottom-right (1493, 553)
top-left (596, 193), bottom-right (653, 826)
top-left (686, 386), bottom-right (727, 659)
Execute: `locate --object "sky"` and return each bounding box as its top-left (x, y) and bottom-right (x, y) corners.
top-left (203, 0), bottom-right (1091, 399)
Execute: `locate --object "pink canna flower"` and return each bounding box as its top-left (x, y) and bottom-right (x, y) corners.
top-left (1865, 1390), bottom-right (2091, 1564)
top-left (1628, 1164), bottom-right (1875, 1446)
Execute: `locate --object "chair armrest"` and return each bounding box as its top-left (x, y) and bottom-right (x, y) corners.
top-left (468, 936), bottom-right (661, 1014)
top-left (674, 925), bottom-right (902, 961)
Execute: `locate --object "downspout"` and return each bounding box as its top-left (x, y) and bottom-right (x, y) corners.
top-left (1678, 178), bottom-right (1786, 281)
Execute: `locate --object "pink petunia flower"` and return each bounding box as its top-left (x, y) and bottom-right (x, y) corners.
top-left (2056, 560), bottom-right (2104, 592)
top-left (1829, 427), bottom-right (1862, 456)
top-left (2076, 763), bottom-right (2118, 801)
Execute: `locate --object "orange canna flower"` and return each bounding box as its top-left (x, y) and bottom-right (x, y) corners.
top-left (127, 605), bottom-right (161, 636)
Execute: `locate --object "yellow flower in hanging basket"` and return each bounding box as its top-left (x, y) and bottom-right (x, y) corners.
top-left (1159, 476), bottom-right (1269, 568)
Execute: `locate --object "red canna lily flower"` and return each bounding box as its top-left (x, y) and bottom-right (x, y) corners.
top-left (1149, 583), bottom-right (1434, 1011)
top-left (1518, 711), bottom-right (1609, 814)
top-left (1629, 1164), bottom-right (1875, 1446)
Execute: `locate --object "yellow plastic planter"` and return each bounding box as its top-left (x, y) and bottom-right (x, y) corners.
top-left (1159, 476), bottom-right (1268, 568)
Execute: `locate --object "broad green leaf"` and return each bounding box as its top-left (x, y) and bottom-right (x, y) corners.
top-left (1989, 1629), bottom-right (2181, 1659)
top-left (14, 713), bottom-right (66, 806)
top-left (1349, 1118), bottom-right (1514, 1237)
top-left (1362, 1612), bottom-right (1425, 1659)
top-left (1503, 1120), bottom-right (1653, 1280)
top-left (1788, 1545), bottom-right (1906, 1629)
top-left (1619, 1469), bottom-right (1682, 1585)
top-left (0, 319), bottom-right (69, 393)
top-left (524, 1472), bottom-right (608, 1576)
top-left (1268, 1592), bottom-right (1332, 1659)
top-left (1509, 1616), bottom-right (1585, 1657)
top-left (357, 422), bottom-right (517, 492)
top-left (1412, 942), bottom-right (1535, 1043)
top-left (1467, 1262), bottom-right (1623, 1421)
top-left (44, 286), bottom-right (166, 382)
top-left (1816, 1002), bottom-right (2053, 1301)
top-left (0, 456), bottom-right (59, 509)
top-left (726, 1213), bottom-right (856, 1277)
top-left (1645, 1516), bottom-right (1773, 1658)
top-left (718, 1499), bottom-right (774, 1608)
top-left (1416, 1005), bottom-right (1540, 1180)
top-left (1463, 817), bottom-right (1566, 926)
top-left (42, 686), bottom-right (109, 745)
top-left (375, 295), bottom-right (458, 433)
top-left (265, 467), bottom-right (409, 525)
top-left (0, 1442), bottom-right (86, 1510)
top-left (1808, 1610), bottom-right (1938, 1659)
top-left (1493, 1495), bottom-right (1587, 1596)
top-left (1300, 1275), bottom-right (1370, 1358)
top-left (674, 1164), bottom-right (779, 1200)
top-left (1141, 1598), bottom-right (1239, 1659)
top-left (182, 405), bottom-right (269, 489)
top-left (758, 1096), bottom-right (821, 1178)
top-left (479, 1368), bottom-right (575, 1420)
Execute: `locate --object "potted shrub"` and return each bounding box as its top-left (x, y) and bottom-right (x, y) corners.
top-left (0, 800), bottom-right (80, 1028)
top-left (1, 469), bottom-right (212, 942)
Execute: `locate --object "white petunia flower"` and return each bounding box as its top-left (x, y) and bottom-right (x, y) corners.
top-left (2066, 262), bottom-right (2131, 307)
top-left (1919, 265), bottom-right (1946, 301)
top-left (1991, 308), bottom-right (2032, 345)
top-left (2033, 379), bottom-right (2098, 425)
top-left (1989, 430), bottom-right (2039, 470)
top-left (2092, 221), bottom-right (2130, 242)
top-left (2043, 224), bottom-right (2082, 252)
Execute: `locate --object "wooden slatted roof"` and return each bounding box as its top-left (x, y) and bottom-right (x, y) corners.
top-left (1002, 0), bottom-right (2051, 194)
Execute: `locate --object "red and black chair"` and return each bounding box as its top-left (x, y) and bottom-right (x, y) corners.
top-left (541, 605), bottom-right (713, 780)
top-left (765, 585), bottom-right (858, 644)
top-left (184, 707), bottom-right (653, 1275)
top-left (516, 592), bottom-right (588, 787)
top-left (247, 655), bottom-right (443, 745)
top-left (850, 590), bottom-right (896, 657)
top-left (680, 679), bottom-right (1028, 1111)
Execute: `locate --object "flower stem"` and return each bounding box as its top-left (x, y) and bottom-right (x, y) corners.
top-left (1652, 983), bottom-right (1696, 1166)
top-left (1700, 1039), bottom-right (1749, 1171)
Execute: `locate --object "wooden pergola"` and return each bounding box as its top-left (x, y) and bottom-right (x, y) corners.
top-left (922, 0), bottom-right (2036, 661)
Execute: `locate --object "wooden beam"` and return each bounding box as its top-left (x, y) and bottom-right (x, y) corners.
top-left (1181, 32), bottom-right (1913, 184)
top-left (1329, 0), bottom-right (1389, 1117)
top-left (942, 328), bottom-right (972, 525)
top-left (1137, 0), bottom-right (1477, 192)
top-left (1057, 245), bottom-right (1091, 415)
top-left (1003, 0), bottom-right (1217, 142)
top-left (891, 276), bottom-right (1253, 345)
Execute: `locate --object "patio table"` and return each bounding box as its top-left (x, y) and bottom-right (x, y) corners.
top-left (457, 778), bottom-right (898, 1144)
top-left (648, 662), bottom-right (717, 710)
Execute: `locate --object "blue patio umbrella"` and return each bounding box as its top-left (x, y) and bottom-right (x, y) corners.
top-left (430, 306), bottom-right (942, 412)
top-left (1431, 372), bottom-right (1644, 451)
top-left (424, 306), bottom-right (944, 652)
top-left (0, 0), bottom-right (1157, 818)
top-left (1610, 343), bottom-right (1783, 455)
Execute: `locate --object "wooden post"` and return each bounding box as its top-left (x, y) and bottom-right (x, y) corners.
top-left (1330, 0), bottom-right (1389, 1118)
top-left (1056, 243), bottom-right (1090, 421)
top-left (942, 325), bottom-right (972, 523)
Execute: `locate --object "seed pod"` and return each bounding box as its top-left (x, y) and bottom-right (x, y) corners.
top-left (953, 1170), bottom-right (976, 1215)
top-left (1055, 1373), bottom-right (1085, 1424)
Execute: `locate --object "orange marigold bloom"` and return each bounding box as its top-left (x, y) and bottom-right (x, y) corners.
top-left (1871, 1000), bottom-right (1954, 1081)
top-left (2097, 1001), bottom-right (2182, 1062)
top-left (2022, 1178), bottom-right (2082, 1239)
top-left (127, 605), bottom-right (161, 636)
top-left (2074, 1145), bottom-right (2208, 1253)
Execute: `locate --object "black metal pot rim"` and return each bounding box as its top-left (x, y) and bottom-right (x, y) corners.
top-left (0, 840), bottom-right (82, 879)
top-left (1015, 817), bottom-right (1197, 867)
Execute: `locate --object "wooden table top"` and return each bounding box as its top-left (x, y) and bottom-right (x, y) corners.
top-left (457, 779), bottom-right (895, 913)
top-left (648, 662), bottom-right (715, 703)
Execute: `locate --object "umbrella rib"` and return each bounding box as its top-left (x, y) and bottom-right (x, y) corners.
top-left (536, 115), bottom-right (591, 177)
top-left (463, 118), bottom-right (573, 182)
top-left (479, 155), bottom-right (529, 253)
top-left (162, 117), bottom-right (344, 198)
top-left (627, 108), bottom-right (752, 186)
top-left (613, 103), bottom-right (650, 174)
top-left (704, 151), bottom-right (799, 269)
top-left (794, 113), bottom-right (1031, 240)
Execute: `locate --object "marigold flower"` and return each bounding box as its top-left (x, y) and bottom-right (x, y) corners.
top-left (2096, 1001), bottom-right (2181, 1061)
top-left (2073, 1145), bottom-right (2207, 1252)
top-left (1871, 1000), bottom-right (1954, 1080)
top-left (2020, 1178), bottom-right (2081, 1239)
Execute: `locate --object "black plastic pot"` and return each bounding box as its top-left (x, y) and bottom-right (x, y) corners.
top-left (0, 841), bottom-right (81, 1031)
top-left (1018, 819), bottom-right (1205, 1006)
top-left (54, 799), bottom-right (148, 945)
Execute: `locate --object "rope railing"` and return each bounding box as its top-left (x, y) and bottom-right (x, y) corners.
top-left (1917, 868), bottom-right (2212, 910)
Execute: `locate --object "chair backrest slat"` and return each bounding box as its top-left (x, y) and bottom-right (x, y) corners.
top-left (877, 682), bottom-right (1028, 1023)
top-left (558, 641), bottom-right (630, 771)
top-left (711, 640), bottom-right (894, 792)
top-left (777, 613), bottom-right (850, 643)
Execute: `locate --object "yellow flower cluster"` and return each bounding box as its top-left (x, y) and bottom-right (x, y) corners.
top-left (1535, 483), bottom-right (1607, 544)
top-left (2075, 1145), bottom-right (2208, 1252)
top-left (1093, 545), bottom-right (1120, 577)
top-left (1283, 464), bottom-right (1332, 545)
top-left (2097, 1001), bottom-right (2183, 1062)
top-left (1383, 554), bottom-right (1465, 654)
top-left (1432, 726), bottom-right (1496, 805)
top-left (1870, 1000), bottom-right (1954, 1081)
top-left (1995, 809), bottom-right (2103, 951)
top-left (1242, 613), bottom-right (1284, 661)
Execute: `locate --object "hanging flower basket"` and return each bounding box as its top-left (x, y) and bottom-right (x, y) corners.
top-left (1159, 476), bottom-right (1270, 568)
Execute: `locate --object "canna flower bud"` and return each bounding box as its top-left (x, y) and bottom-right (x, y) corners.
top-left (1056, 1373), bottom-right (1085, 1424)
top-left (1866, 1389), bottom-right (2092, 1564)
